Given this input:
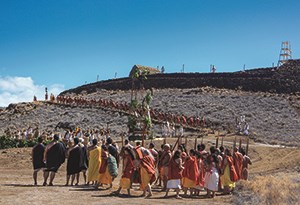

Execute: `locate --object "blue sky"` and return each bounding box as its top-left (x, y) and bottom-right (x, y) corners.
top-left (0, 0), bottom-right (300, 106)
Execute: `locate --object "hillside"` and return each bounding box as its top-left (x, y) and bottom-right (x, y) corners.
top-left (0, 60), bottom-right (299, 146)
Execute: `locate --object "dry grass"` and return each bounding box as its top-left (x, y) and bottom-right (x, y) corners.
top-left (233, 174), bottom-right (300, 205)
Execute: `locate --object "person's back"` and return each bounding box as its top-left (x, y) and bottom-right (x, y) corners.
top-left (32, 143), bottom-right (45, 170)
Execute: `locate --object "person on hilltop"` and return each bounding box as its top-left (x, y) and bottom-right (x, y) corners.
top-left (43, 134), bottom-right (66, 186)
top-left (32, 137), bottom-right (46, 186)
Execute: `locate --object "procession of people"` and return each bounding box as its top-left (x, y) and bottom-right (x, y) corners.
top-left (32, 131), bottom-right (252, 200)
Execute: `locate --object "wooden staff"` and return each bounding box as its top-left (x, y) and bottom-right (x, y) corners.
top-left (239, 137), bottom-right (242, 150)
top-left (221, 136), bottom-right (224, 147)
top-left (171, 135), bottom-right (181, 152)
top-left (216, 136), bottom-right (219, 148)
top-left (233, 136), bottom-right (237, 149)
top-left (246, 137), bottom-right (249, 155)
top-left (201, 135), bottom-right (203, 144)
top-left (121, 133), bottom-right (124, 147)
top-left (184, 135), bottom-right (188, 150)
top-left (142, 129), bottom-right (145, 147)
top-left (163, 135), bottom-right (167, 145)
top-left (194, 135), bottom-right (198, 150)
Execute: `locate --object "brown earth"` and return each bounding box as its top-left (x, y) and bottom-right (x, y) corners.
top-left (1, 136), bottom-right (299, 205)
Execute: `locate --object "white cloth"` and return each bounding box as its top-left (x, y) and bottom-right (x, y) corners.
top-left (204, 167), bottom-right (219, 192)
top-left (167, 179), bottom-right (181, 189)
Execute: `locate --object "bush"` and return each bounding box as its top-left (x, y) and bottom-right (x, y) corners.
top-left (0, 136), bottom-right (46, 149)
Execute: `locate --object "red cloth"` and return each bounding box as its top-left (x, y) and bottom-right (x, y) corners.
top-left (168, 157), bottom-right (182, 180)
top-left (122, 154), bottom-right (134, 178)
top-left (182, 156), bottom-right (199, 181)
top-left (99, 150), bottom-right (108, 174)
top-left (140, 155), bottom-right (156, 184)
top-left (197, 158), bottom-right (205, 187)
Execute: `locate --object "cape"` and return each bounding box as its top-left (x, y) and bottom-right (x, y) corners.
top-left (67, 146), bottom-right (81, 175)
top-left (46, 142), bottom-right (66, 170)
top-left (32, 143), bottom-right (45, 170)
top-left (107, 155), bottom-right (118, 178)
top-left (182, 156), bottom-right (199, 181)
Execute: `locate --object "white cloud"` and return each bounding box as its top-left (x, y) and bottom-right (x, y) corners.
top-left (0, 76), bottom-right (65, 107)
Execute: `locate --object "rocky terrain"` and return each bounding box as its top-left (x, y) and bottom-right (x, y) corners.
top-left (0, 60), bottom-right (299, 146)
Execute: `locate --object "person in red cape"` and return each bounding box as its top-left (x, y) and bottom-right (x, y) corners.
top-left (135, 146), bottom-right (156, 198)
top-left (233, 147), bottom-right (244, 180)
top-left (113, 147), bottom-right (135, 196)
top-left (182, 149), bottom-right (199, 196)
top-left (164, 150), bottom-right (184, 199)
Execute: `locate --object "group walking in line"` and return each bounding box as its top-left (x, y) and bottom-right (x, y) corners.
top-left (32, 132), bottom-right (252, 199)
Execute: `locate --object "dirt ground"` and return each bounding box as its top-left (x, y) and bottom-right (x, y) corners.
top-left (0, 136), bottom-right (299, 205)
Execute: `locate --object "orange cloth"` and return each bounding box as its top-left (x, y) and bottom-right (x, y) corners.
top-left (197, 158), bottom-right (205, 187)
top-left (226, 156), bottom-right (238, 182)
top-left (99, 166), bottom-right (112, 185)
top-left (182, 156), bottom-right (198, 188)
top-left (139, 155), bottom-right (156, 190)
top-left (233, 152), bottom-right (243, 180)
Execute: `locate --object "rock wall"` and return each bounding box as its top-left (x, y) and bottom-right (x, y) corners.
top-left (61, 59), bottom-right (300, 95)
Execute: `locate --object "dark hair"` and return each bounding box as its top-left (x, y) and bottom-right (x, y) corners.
top-left (211, 154), bottom-right (219, 164)
top-left (210, 146), bottom-right (215, 154)
top-left (92, 138), bottom-right (98, 146)
top-left (136, 141), bottom-right (141, 146)
top-left (189, 149), bottom-right (196, 156)
top-left (219, 146), bottom-right (225, 152)
top-left (197, 144), bottom-right (205, 151)
top-left (125, 139), bottom-right (129, 145)
top-left (240, 147), bottom-right (246, 156)
top-left (53, 134), bottom-right (59, 141)
top-left (101, 144), bottom-right (108, 151)
top-left (225, 148), bottom-right (232, 156)
top-left (37, 137), bottom-right (43, 143)
top-left (74, 137), bottom-right (79, 145)
top-left (149, 142), bottom-right (155, 148)
top-left (173, 150), bottom-right (182, 159)
top-left (124, 147), bottom-right (135, 160)
top-left (106, 137), bottom-right (113, 144)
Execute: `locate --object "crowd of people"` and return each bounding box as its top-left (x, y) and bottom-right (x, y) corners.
top-left (32, 133), bottom-right (252, 199)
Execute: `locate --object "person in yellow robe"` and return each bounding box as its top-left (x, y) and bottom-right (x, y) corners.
top-left (87, 139), bottom-right (101, 186)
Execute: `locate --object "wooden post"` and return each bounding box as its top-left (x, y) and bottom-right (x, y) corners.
top-left (246, 137), bottom-right (249, 155)
top-left (171, 135), bottom-right (181, 152)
